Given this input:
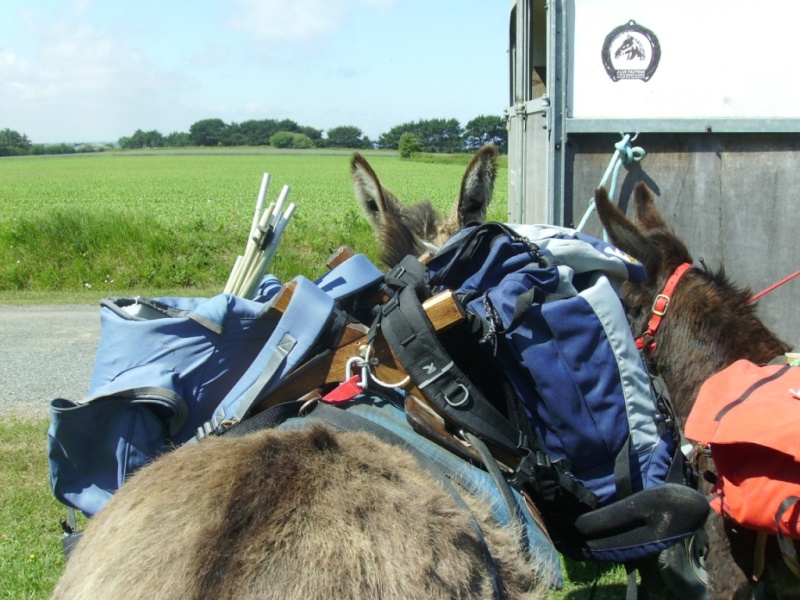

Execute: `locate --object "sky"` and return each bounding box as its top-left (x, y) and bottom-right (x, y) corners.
top-left (0, 0), bottom-right (511, 144)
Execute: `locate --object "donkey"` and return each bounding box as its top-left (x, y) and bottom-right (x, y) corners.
top-left (52, 145), bottom-right (552, 600)
top-left (356, 166), bottom-right (797, 597)
top-left (52, 424), bottom-right (551, 600)
top-left (594, 183), bottom-right (796, 599)
top-left (352, 144), bottom-right (498, 267)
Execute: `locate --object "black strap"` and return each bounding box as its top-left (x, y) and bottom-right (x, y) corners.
top-left (625, 564), bottom-right (641, 600)
top-left (614, 435), bottom-right (634, 500)
top-left (714, 364), bottom-right (791, 421)
top-left (382, 255), bottom-right (430, 296)
top-left (222, 399), bottom-right (307, 437)
top-left (463, 430), bottom-right (528, 554)
top-left (379, 284), bottom-right (522, 454)
top-left (511, 447), bottom-right (598, 510)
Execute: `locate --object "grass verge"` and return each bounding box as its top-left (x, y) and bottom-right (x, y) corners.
top-left (0, 420), bottom-right (69, 599)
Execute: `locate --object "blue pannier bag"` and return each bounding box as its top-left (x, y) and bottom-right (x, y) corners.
top-left (48, 254), bottom-right (384, 517)
top-left (376, 222), bottom-right (709, 573)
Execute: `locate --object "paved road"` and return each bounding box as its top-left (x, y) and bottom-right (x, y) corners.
top-left (0, 304), bottom-right (100, 420)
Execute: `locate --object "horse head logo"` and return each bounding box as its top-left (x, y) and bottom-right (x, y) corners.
top-left (602, 20), bottom-right (661, 82)
top-left (614, 35), bottom-right (646, 61)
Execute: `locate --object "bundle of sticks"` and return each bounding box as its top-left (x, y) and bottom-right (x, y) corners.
top-left (224, 173), bottom-right (295, 299)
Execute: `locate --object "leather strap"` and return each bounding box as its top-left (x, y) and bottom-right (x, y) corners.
top-left (636, 262), bottom-right (692, 353)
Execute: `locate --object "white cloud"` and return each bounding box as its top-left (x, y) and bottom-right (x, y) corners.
top-left (0, 15), bottom-right (191, 141)
top-left (243, 102), bottom-right (265, 114)
top-left (230, 0), bottom-right (343, 42)
top-left (228, 0), bottom-right (395, 44)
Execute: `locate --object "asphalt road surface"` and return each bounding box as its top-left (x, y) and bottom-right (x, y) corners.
top-left (0, 304), bottom-right (100, 420)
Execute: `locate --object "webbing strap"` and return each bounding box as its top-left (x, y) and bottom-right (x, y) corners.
top-left (463, 430), bottom-right (527, 553)
top-left (221, 399), bottom-right (308, 438)
top-left (212, 276), bottom-right (334, 432)
top-left (614, 435), bottom-right (634, 499)
top-left (776, 497), bottom-right (800, 581)
top-left (229, 334), bottom-right (296, 424)
top-left (714, 364), bottom-right (791, 421)
top-left (625, 564), bottom-right (639, 600)
top-left (380, 284), bottom-right (521, 453)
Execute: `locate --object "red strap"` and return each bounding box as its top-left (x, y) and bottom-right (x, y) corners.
top-left (321, 375), bottom-right (363, 404)
top-left (635, 262), bottom-right (692, 352)
top-left (748, 269), bottom-right (800, 303)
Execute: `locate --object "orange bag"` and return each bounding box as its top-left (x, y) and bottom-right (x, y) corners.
top-left (685, 359), bottom-right (800, 538)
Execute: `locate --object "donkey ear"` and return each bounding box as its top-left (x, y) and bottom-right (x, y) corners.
top-left (632, 182), bottom-right (666, 231)
top-left (351, 153), bottom-right (402, 230)
top-left (594, 186), bottom-right (662, 279)
top-left (456, 144), bottom-right (498, 226)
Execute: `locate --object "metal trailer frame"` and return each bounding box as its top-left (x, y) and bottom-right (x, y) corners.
top-left (506, 0), bottom-right (800, 346)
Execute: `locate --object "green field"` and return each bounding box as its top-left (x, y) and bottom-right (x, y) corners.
top-left (1, 149), bottom-right (509, 299)
top-left (0, 150), bottom-right (638, 598)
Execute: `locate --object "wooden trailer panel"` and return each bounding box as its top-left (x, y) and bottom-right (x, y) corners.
top-left (570, 133), bottom-right (800, 348)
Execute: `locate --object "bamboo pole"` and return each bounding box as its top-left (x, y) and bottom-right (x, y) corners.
top-left (224, 177), bottom-right (296, 299)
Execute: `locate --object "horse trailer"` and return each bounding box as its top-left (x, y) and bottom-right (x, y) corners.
top-left (506, 0), bottom-right (800, 346)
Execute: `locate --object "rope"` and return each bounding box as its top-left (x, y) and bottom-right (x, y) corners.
top-left (576, 133), bottom-right (646, 240)
top-left (748, 269), bottom-right (800, 304)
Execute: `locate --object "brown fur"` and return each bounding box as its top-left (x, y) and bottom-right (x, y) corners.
top-left (352, 144), bottom-right (498, 267)
top-left (595, 183), bottom-right (796, 599)
top-left (52, 425), bottom-right (549, 599)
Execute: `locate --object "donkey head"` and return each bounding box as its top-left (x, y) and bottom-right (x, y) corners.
top-left (593, 183), bottom-right (694, 356)
top-left (352, 144), bottom-right (498, 267)
top-left (596, 182), bottom-right (795, 599)
top-left (594, 182), bottom-right (790, 419)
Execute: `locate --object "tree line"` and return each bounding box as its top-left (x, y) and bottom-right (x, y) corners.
top-left (0, 114), bottom-right (508, 158)
top-left (0, 128), bottom-right (106, 157)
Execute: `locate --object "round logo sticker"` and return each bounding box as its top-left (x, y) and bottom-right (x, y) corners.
top-left (601, 20), bottom-right (661, 82)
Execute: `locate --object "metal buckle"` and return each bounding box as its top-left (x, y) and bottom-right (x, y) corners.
top-left (443, 383), bottom-right (470, 407)
top-left (652, 293), bottom-right (670, 316)
top-left (345, 356), bottom-right (369, 390)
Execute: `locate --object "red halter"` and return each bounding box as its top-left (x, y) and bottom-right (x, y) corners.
top-left (635, 262), bottom-right (692, 353)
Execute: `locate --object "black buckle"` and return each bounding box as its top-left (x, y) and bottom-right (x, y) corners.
top-left (511, 450), bottom-right (561, 501)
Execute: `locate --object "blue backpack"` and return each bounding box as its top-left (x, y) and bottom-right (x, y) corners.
top-left (377, 222), bottom-right (708, 566)
top-left (47, 254), bottom-right (384, 517)
top-left (47, 248), bottom-right (565, 589)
